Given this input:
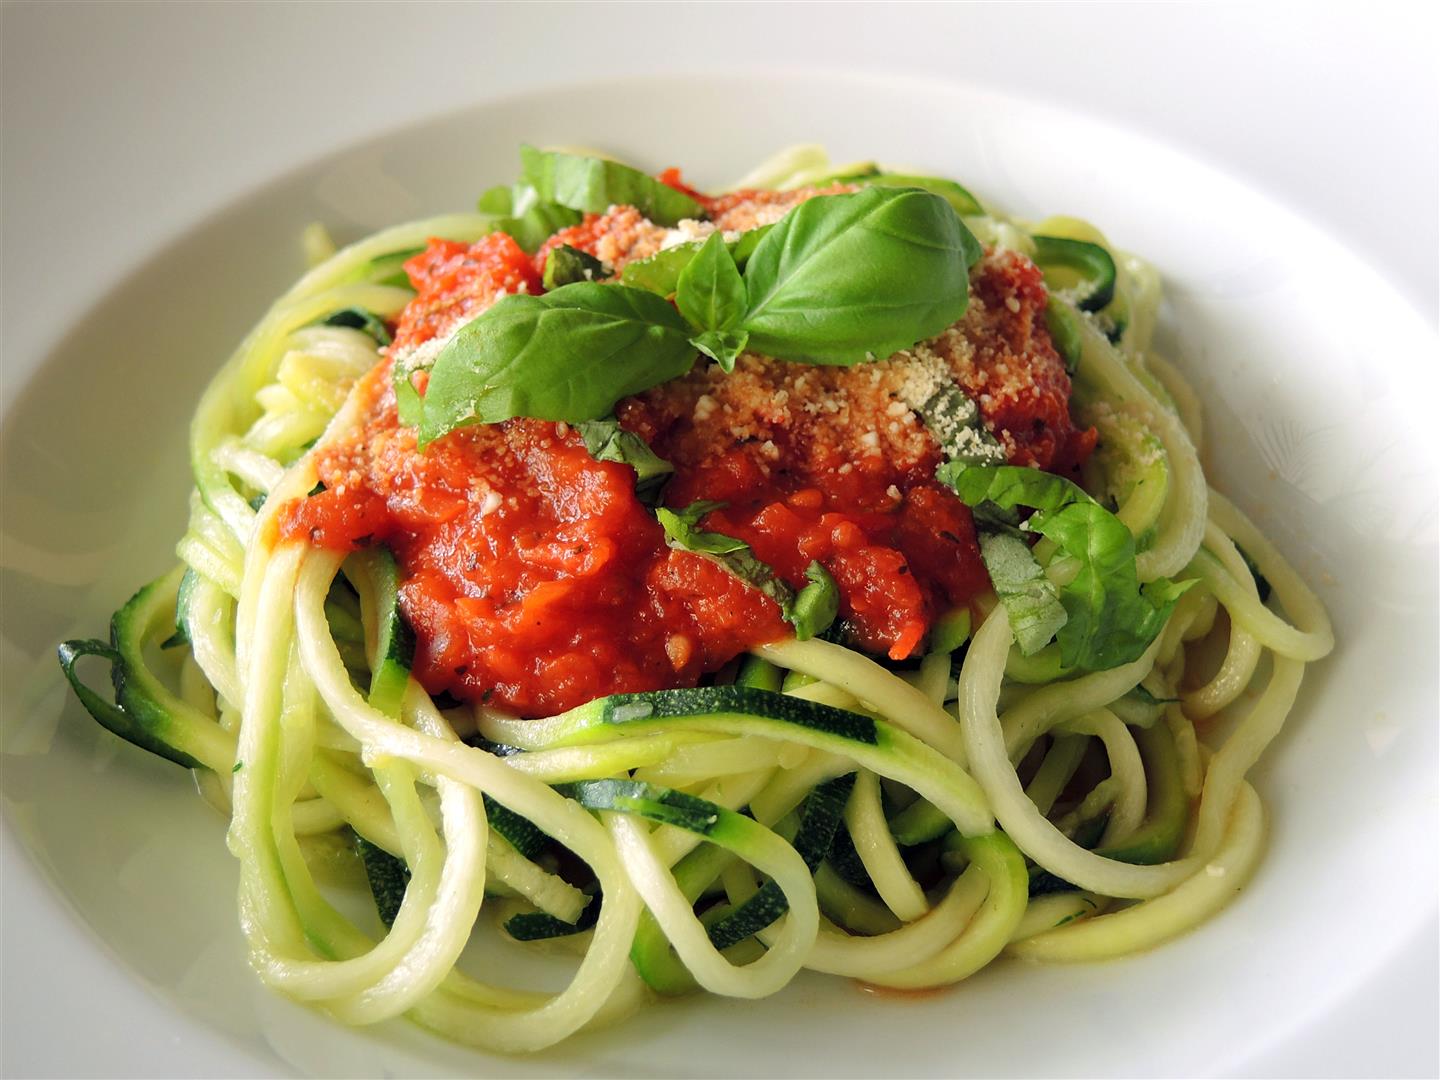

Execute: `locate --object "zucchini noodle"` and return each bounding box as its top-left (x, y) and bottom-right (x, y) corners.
top-left (56, 145), bottom-right (1333, 1054)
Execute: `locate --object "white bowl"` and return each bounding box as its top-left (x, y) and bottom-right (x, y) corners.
top-left (2, 71), bottom-right (1436, 1077)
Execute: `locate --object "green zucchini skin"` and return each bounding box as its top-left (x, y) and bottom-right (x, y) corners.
top-left (361, 548), bottom-right (556, 863)
top-left (57, 637), bottom-right (200, 769)
top-left (322, 306), bottom-right (394, 347)
top-left (705, 772), bottom-right (855, 950)
top-left (160, 567), bottom-right (201, 649)
top-left (1027, 721), bottom-right (1187, 896)
top-left (362, 549), bottom-right (415, 720)
top-left (594, 686), bottom-right (879, 746)
top-left (1043, 297), bottom-right (1083, 374)
top-left (57, 567), bottom-right (204, 770)
top-left (826, 822), bottom-right (876, 891)
top-left (504, 897), bottom-right (600, 941)
top-left (888, 798), bottom-right (954, 847)
top-left (355, 831), bottom-right (411, 927)
top-left (734, 656), bottom-right (784, 692)
top-left (630, 843), bottom-right (735, 993)
top-left (1032, 235), bottom-right (1117, 313)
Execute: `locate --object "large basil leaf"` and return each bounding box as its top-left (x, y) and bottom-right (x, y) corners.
top-left (676, 232), bottom-right (749, 372)
top-left (520, 146), bottom-right (704, 227)
top-left (675, 232), bottom-right (746, 333)
top-left (938, 463), bottom-right (1191, 671)
top-left (741, 188), bottom-right (979, 365)
top-left (419, 283), bottom-right (696, 443)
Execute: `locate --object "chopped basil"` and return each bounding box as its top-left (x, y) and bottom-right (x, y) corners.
top-left (939, 463), bottom-right (1192, 671)
top-left (977, 531), bottom-right (1068, 656)
top-left (789, 562), bottom-right (840, 641)
top-left (542, 244), bottom-right (609, 290)
top-left (576, 418), bottom-right (673, 505)
top-left (657, 501), bottom-right (837, 641)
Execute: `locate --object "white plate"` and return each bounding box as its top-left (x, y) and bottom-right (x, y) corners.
top-left (3, 22), bottom-right (1438, 1080)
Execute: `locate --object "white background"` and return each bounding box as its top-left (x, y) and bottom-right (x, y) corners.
top-left (3, 2), bottom-right (1437, 1077)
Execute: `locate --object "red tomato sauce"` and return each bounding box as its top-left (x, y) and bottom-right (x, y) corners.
top-left (279, 180), bottom-right (1092, 715)
top-left (280, 366), bottom-right (787, 716)
top-left (392, 232), bottom-right (541, 350)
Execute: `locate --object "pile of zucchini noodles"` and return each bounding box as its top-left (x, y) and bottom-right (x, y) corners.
top-left (60, 147), bottom-right (1333, 1053)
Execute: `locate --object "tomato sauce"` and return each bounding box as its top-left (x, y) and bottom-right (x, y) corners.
top-left (393, 232), bottom-right (540, 349)
top-left (280, 367), bottom-right (787, 716)
top-left (279, 182), bottom-right (1092, 715)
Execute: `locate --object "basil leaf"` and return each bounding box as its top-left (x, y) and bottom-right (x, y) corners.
top-left (494, 201), bottom-right (584, 253)
top-left (657, 501), bottom-right (796, 615)
top-left (741, 188), bottom-right (978, 366)
top-left (621, 244), bottom-right (698, 297)
top-left (906, 378), bottom-right (1006, 466)
top-left (790, 562), bottom-right (839, 641)
top-left (1026, 501), bottom-right (1193, 671)
top-left (394, 367), bottom-right (424, 429)
top-left (658, 504), bottom-right (841, 639)
top-left (729, 224), bottom-right (773, 263)
top-left (977, 531), bottom-right (1068, 656)
top-left (475, 181), bottom-right (584, 251)
top-left (936, 461), bottom-right (1082, 516)
top-left (543, 244), bottom-right (609, 290)
top-left (520, 145), bottom-right (704, 227)
top-left (656, 503), bottom-right (748, 555)
top-left (939, 463), bottom-right (1192, 671)
top-left (419, 283), bottom-right (696, 442)
top-left (477, 184), bottom-right (517, 215)
top-left (577, 418), bottom-right (672, 505)
top-left (691, 329), bottom-right (748, 373)
top-left (621, 225), bottom-right (774, 299)
top-left (675, 232), bottom-right (746, 332)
